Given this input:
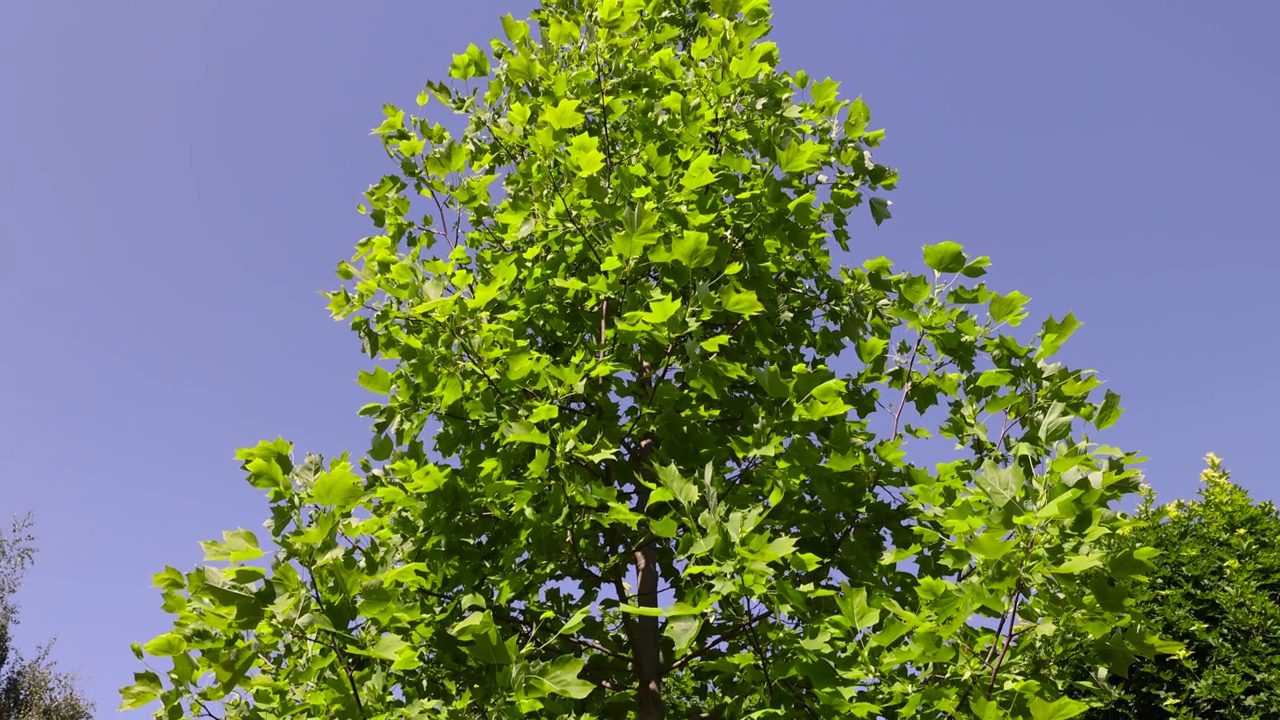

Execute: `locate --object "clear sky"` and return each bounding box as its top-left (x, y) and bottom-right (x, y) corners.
top-left (1, 1), bottom-right (1276, 714)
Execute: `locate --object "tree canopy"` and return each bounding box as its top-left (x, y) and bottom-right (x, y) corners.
top-left (123, 1), bottom-right (1176, 718)
top-left (0, 515), bottom-right (94, 720)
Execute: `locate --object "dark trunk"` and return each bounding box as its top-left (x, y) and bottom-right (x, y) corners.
top-left (634, 542), bottom-right (662, 720)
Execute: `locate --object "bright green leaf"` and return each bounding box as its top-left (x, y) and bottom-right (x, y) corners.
top-left (543, 99), bottom-right (585, 130)
top-left (923, 241), bottom-right (967, 273)
top-left (358, 367), bottom-right (393, 395)
top-left (313, 465), bottom-right (364, 511)
top-left (143, 633), bottom-right (186, 657)
top-left (671, 230), bottom-right (716, 268)
top-left (679, 153), bottom-right (718, 189)
top-left (1030, 696), bottom-right (1089, 720)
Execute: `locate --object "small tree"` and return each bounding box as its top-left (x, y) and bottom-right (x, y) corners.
top-left (124, 1), bottom-right (1173, 717)
top-left (0, 515), bottom-right (95, 720)
top-left (1070, 455), bottom-right (1280, 719)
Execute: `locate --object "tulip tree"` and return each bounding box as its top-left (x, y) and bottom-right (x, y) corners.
top-left (123, 1), bottom-right (1175, 718)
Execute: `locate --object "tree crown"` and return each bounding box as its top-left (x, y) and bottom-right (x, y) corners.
top-left (124, 2), bottom-right (1171, 718)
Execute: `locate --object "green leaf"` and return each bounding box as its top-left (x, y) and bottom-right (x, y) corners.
top-left (500, 14), bottom-right (529, 43)
top-left (923, 241), bottom-right (967, 273)
top-left (1036, 489), bottom-right (1080, 520)
top-left (529, 656), bottom-right (595, 699)
top-left (559, 605), bottom-right (592, 636)
top-left (643, 295), bottom-right (682, 324)
top-left (224, 528), bottom-right (263, 561)
top-left (720, 286), bottom-right (764, 316)
top-left (1036, 312), bottom-right (1083, 360)
top-left (1109, 548), bottom-right (1157, 578)
top-left (449, 611), bottom-right (496, 641)
top-left (313, 464), bottom-right (364, 511)
top-left (845, 96), bottom-right (871, 136)
top-left (1030, 696), bottom-right (1089, 720)
top-left (857, 336), bottom-right (887, 363)
top-left (1039, 401), bottom-right (1074, 443)
top-left (962, 256), bottom-right (992, 278)
top-left (502, 420), bottom-right (550, 446)
top-left (869, 197), bottom-right (892, 225)
top-left (990, 290), bottom-right (1030, 325)
top-left (547, 17), bottom-right (580, 44)
top-left (356, 633), bottom-right (409, 662)
top-left (1052, 554), bottom-right (1103, 574)
top-left (567, 132), bottom-right (606, 176)
top-left (371, 108), bottom-right (404, 135)
top-left (671, 230), bottom-right (716, 268)
top-left (679, 152), bottom-right (719, 189)
top-left (619, 604), bottom-right (664, 617)
top-left (664, 615), bottom-right (701, 657)
top-left (656, 463), bottom-right (699, 507)
top-left (841, 586), bottom-right (880, 630)
top-left (900, 274), bottom-right (930, 304)
top-left (976, 460), bottom-right (1021, 508)
top-left (358, 367), bottom-right (393, 395)
top-left (976, 369), bottom-right (1014, 388)
top-left (614, 205), bottom-right (661, 258)
top-left (700, 335), bottom-right (731, 353)
top-left (810, 77), bottom-right (840, 107)
top-left (143, 632), bottom-right (186, 657)
top-left (777, 140), bottom-right (824, 174)
top-left (543, 98), bottom-right (585, 130)
top-left (1095, 389), bottom-right (1123, 429)
top-left (118, 671), bottom-right (163, 711)
top-left (808, 379), bottom-right (845, 403)
top-left (650, 516), bottom-right (678, 538)
top-left (967, 530), bottom-right (1016, 561)
top-left (298, 612), bottom-right (339, 633)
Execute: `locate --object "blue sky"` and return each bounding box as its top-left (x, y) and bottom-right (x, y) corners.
top-left (1, 1), bottom-right (1276, 713)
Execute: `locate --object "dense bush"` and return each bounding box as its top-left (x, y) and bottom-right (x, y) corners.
top-left (1075, 455), bottom-right (1280, 718)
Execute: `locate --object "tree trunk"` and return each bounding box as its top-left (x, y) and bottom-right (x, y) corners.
top-left (634, 542), bottom-right (662, 720)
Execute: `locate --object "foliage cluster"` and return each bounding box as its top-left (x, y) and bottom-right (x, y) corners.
top-left (1073, 455), bottom-right (1280, 719)
top-left (123, 1), bottom-right (1176, 718)
top-left (0, 515), bottom-right (94, 720)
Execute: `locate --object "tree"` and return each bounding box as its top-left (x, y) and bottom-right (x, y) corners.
top-left (123, 1), bottom-right (1175, 717)
top-left (0, 515), bottom-right (94, 720)
top-left (1067, 455), bottom-right (1280, 719)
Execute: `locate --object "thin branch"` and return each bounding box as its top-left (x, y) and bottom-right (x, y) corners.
top-left (561, 632), bottom-right (629, 662)
top-left (423, 185), bottom-right (456, 250)
top-left (987, 577), bottom-right (1024, 696)
top-left (191, 697), bottom-right (224, 720)
top-left (891, 334), bottom-right (925, 441)
top-left (300, 563), bottom-right (367, 718)
top-left (668, 611), bottom-right (771, 670)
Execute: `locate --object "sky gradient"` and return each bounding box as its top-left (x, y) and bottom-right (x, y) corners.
top-left (1, 1), bottom-right (1277, 713)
